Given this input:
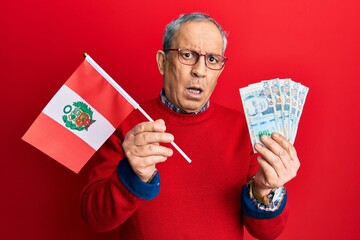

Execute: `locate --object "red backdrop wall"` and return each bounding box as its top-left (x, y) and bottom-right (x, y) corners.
top-left (2, 0), bottom-right (359, 239)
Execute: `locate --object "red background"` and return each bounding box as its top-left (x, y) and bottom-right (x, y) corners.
top-left (2, 0), bottom-right (359, 239)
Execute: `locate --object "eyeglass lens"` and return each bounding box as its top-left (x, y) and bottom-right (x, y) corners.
top-left (177, 49), bottom-right (225, 70)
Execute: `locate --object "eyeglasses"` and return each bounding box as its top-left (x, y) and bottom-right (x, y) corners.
top-left (166, 48), bottom-right (227, 70)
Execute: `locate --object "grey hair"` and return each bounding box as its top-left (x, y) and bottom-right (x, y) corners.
top-left (162, 12), bottom-right (228, 54)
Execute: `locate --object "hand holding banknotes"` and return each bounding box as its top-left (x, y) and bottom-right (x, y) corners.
top-left (253, 132), bottom-right (300, 195)
top-left (240, 78), bottom-right (308, 195)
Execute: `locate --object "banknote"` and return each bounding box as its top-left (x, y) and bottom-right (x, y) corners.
top-left (291, 84), bottom-right (309, 142)
top-left (240, 78), bottom-right (308, 150)
top-left (279, 78), bottom-right (291, 140)
top-left (268, 78), bottom-right (285, 137)
top-left (239, 82), bottom-right (279, 151)
top-left (289, 81), bottom-right (300, 142)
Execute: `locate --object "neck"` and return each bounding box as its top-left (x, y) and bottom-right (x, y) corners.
top-left (160, 89), bottom-right (209, 114)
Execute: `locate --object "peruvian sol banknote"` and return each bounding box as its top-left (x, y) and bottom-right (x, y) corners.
top-left (239, 78), bottom-right (309, 151)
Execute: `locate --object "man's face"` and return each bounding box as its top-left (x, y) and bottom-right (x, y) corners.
top-left (158, 21), bottom-right (224, 113)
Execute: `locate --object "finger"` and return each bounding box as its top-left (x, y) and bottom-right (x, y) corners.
top-left (132, 144), bottom-right (174, 158)
top-left (256, 134), bottom-right (301, 184)
top-left (130, 119), bottom-right (167, 136)
top-left (134, 132), bottom-right (174, 146)
top-left (259, 134), bottom-right (291, 168)
top-left (140, 154), bottom-right (170, 166)
top-left (271, 134), bottom-right (301, 177)
top-left (255, 142), bottom-right (286, 177)
top-left (271, 133), bottom-right (298, 161)
top-left (256, 155), bottom-right (279, 187)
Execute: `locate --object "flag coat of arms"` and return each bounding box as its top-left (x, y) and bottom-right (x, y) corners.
top-left (22, 55), bottom-right (136, 173)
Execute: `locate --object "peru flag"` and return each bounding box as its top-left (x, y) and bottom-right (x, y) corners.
top-left (22, 55), bottom-right (137, 173)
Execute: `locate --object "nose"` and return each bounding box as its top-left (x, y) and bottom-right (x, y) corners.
top-left (190, 55), bottom-right (207, 78)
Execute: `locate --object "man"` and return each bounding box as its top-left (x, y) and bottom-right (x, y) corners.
top-left (81, 12), bottom-right (300, 239)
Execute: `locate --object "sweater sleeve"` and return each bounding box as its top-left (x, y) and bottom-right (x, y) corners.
top-left (117, 157), bottom-right (160, 200)
top-left (243, 206), bottom-right (289, 240)
top-left (241, 149), bottom-right (289, 239)
top-left (80, 130), bottom-right (158, 232)
top-left (241, 185), bottom-right (289, 239)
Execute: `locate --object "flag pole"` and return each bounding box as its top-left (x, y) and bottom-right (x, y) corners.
top-left (83, 53), bottom-right (192, 163)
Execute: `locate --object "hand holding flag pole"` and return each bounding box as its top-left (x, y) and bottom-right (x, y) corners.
top-left (84, 53), bottom-right (192, 163)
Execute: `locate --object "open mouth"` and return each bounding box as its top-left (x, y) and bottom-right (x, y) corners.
top-left (187, 88), bottom-right (203, 94)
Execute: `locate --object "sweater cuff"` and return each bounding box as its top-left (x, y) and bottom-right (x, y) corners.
top-left (241, 184), bottom-right (287, 219)
top-left (117, 158), bottom-right (160, 200)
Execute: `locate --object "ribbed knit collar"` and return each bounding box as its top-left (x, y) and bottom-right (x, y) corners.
top-left (140, 96), bottom-right (216, 126)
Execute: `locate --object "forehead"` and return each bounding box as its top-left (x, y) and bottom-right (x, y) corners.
top-left (171, 21), bottom-right (223, 54)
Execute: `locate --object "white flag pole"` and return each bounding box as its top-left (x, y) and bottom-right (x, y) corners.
top-left (84, 53), bottom-right (192, 163)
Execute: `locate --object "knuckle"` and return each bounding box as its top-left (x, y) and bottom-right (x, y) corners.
top-left (124, 149), bottom-right (132, 157)
top-left (141, 133), bottom-right (149, 143)
top-left (123, 133), bottom-right (132, 144)
top-left (123, 142), bottom-right (135, 157)
top-left (148, 145), bottom-right (163, 155)
top-left (137, 122), bottom-right (146, 132)
top-left (148, 144), bottom-right (156, 153)
top-left (132, 147), bottom-right (139, 155)
top-left (272, 156), bottom-right (281, 165)
top-left (279, 149), bottom-right (287, 158)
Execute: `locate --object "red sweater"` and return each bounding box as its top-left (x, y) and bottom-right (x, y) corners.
top-left (81, 98), bottom-right (288, 239)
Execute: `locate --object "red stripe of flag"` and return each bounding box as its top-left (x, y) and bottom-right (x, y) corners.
top-left (22, 113), bottom-right (95, 173)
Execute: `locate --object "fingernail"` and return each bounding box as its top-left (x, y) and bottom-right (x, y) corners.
top-left (156, 119), bottom-right (165, 124)
top-left (155, 119), bottom-right (166, 131)
top-left (273, 132), bottom-right (279, 138)
top-left (165, 134), bottom-right (174, 141)
top-left (157, 123), bottom-right (166, 132)
top-left (255, 143), bottom-right (263, 150)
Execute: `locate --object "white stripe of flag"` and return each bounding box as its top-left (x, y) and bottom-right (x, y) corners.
top-left (42, 84), bottom-right (115, 151)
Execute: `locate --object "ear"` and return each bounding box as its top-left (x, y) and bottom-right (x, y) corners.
top-left (156, 50), bottom-right (166, 75)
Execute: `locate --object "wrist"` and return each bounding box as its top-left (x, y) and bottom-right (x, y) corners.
top-left (253, 181), bottom-right (272, 196)
top-left (146, 169), bottom-right (158, 183)
top-left (248, 177), bottom-right (276, 205)
top-left (117, 158), bottom-right (160, 200)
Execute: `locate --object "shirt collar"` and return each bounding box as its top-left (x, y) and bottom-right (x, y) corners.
top-left (160, 89), bottom-right (210, 114)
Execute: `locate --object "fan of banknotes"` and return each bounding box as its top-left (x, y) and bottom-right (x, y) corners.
top-left (239, 78), bottom-right (309, 150)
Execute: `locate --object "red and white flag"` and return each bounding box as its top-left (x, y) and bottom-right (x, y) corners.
top-left (22, 54), bottom-right (138, 173)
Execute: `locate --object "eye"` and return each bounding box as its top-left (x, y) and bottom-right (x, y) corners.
top-left (184, 53), bottom-right (192, 58)
top-left (180, 50), bottom-right (195, 59)
top-left (207, 55), bottom-right (220, 64)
